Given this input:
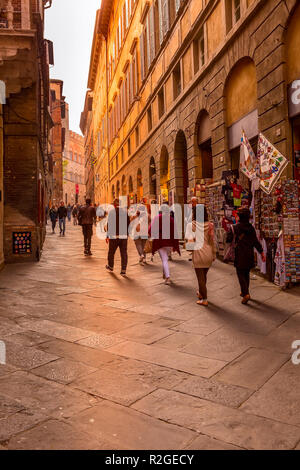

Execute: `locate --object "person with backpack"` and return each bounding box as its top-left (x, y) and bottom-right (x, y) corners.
top-left (105, 199), bottom-right (130, 276)
top-left (227, 207), bottom-right (266, 304)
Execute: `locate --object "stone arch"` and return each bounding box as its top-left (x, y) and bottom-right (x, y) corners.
top-left (194, 110), bottom-right (213, 179)
top-left (174, 130), bottom-right (189, 204)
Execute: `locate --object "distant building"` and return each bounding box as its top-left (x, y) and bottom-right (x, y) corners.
top-left (50, 79), bottom-right (67, 206)
top-left (63, 130), bottom-right (85, 206)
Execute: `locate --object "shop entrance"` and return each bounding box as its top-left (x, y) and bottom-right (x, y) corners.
top-left (160, 146), bottom-right (170, 202)
top-left (196, 110), bottom-right (213, 179)
top-left (149, 157), bottom-right (157, 199)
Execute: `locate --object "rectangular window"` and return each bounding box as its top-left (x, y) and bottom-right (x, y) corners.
top-left (147, 107), bottom-right (153, 132)
top-left (158, 0), bottom-right (170, 45)
top-left (234, 0), bottom-right (241, 22)
top-left (121, 148), bottom-right (124, 163)
top-left (128, 137), bottom-right (131, 156)
top-left (158, 88), bottom-right (165, 119)
top-left (193, 26), bottom-right (205, 74)
top-left (173, 62), bottom-right (181, 100)
top-left (135, 126), bottom-right (140, 147)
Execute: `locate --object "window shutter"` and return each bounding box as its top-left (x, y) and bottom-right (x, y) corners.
top-left (146, 16), bottom-right (151, 70)
top-left (140, 32), bottom-right (145, 82)
top-left (130, 61), bottom-right (134, 105)
top-left (158, 0), bottom-right (164, 45)
top-left (125, 1), bottom-right (128, 29)
top-left (134, 48), bottom-right (139, 93)
top-left (175, 0), bottom-right (181, 14)
top-left (149, 5), bottom-right (156, 63)
top-left (162, 0), bottom-right (169, 37)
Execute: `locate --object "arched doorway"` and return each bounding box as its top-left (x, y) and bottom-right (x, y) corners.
top-left (116, 180), bottom-right (120, 198)
top-left (225, 57), bottom-right (258, 170)
top-left (137, 169), bottom-right (143, 201)
top-left (111, 184), bottom-right (115, 200)
top-left (149, 157), bottom-right (157, 199)
top-left (286, 3), bottom-right (300, 181)
top-left (160, 146), bottom-right (170, 202)
top-left (195, 110), bottom-right (213, 179)
top-left (174, 130), bottom-right (188, 204)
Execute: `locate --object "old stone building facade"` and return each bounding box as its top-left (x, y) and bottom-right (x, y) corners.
top-left (63, 130), bottom-right (86, 205)
top-left (0, 0), bottom-right (53, 265)
top-left (50, 79), bottom-right (66, 206)
top-left (84, 0), bottom-right (300, 206)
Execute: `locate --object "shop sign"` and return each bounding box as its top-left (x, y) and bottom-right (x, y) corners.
top-left (288, 80), bottom-right (300, 118)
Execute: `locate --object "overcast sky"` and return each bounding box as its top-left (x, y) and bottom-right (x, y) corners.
top-left (45, 0), bottom-right (101, 134)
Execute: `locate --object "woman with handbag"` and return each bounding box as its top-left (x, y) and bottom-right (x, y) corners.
top-left (189, 206), bottom-right (216, 306)
top-left (149, 204), bottom-right (180, 285)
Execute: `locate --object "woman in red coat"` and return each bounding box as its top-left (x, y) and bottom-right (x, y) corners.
top-left (149, 204), bottom-right (180, 285)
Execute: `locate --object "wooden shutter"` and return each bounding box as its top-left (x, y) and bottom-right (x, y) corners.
top-left (175, 0), bottom-right (181, 14)
top-left (149, 5), bottom-right (156, 64)
top-left (130, 61), bottom-right (134, 104)
top-left (140, 32), bottom-right (145, 82)
top-left (134, 48), bottom-right (139, 93)
top-left (162, 0), bottom-right (169, 37)
top-left (146, 16), bottom-right (151, 71)
top-left (158, 0), bottom-right (164, 45)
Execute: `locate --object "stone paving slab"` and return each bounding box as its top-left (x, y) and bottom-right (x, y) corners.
top-left (7, 419), bottom-right (118, 450)
top-left (107, 340), bottom-right (227, 377)
top-left (68, 400), bottom-right (197, 450)
top-left (1, 340), bottom-right (58, 370)
top-left (214, 348), bottom-right (289, 390)
top-left (0, 411), bottom-right (48, 442)
top-left (184, 434), bottom-right (242, 450)
top-left (174, 376), bottom-right (252, 408)
top-left (132, 389), bottom-right (300, 450)
top-left (37, 338), bottom-right (123, 368)
top-left (0, 371), bottom-right (99, 419)
top-left (241, 362), bottom-right (300, 426)
top-left (32, 358), bottom-right (98, 385)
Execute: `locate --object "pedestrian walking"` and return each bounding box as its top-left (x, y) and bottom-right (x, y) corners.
top-left (67, 204), bottom-right (72, 222)
top-left (57, 201), bottom-right (67, 237)
top-left (130, 204), bottom-right (149, 265)
top-left (72, 205), bottom-right (78, 225)
top-left (149, 203), bottom-right (180, 285)
top-left (105, 199), bottom-right (130, 276)
top-left (227, 207), bottom-right (265, 304)
top-left (188, 206), bottom-right (216, 307)
top-left (49, 205), bottom-right (58, 234)
top-left (78, 198), bottom-right (97, 256)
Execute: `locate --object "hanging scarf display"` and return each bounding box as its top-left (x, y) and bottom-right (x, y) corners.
top-left (240, 130), bottom-right (257, 180)
top-left (258, 133), bottom-right (288, 194)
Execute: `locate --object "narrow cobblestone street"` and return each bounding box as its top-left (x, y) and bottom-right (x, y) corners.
top-left (0, 221), bottom-right (300, 450)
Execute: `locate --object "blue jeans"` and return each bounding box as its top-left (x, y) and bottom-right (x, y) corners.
top-left (59, 218), bottom-right (66, 235)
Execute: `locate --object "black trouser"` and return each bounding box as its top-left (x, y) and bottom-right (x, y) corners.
top-left (236, 268), bottom-right (250, 297)
top-left (108, 239), bottom-right (128, 271)
top-left (51, 219), bottom-right (56, 232)
top-left (82, 224), bottom-right (93, 253)
top-left (195, 268), bottom-right (209, 300)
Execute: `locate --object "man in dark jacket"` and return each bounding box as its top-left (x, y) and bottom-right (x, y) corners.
top-left (231, 208), bottom-right (265, 304)
top-left (57, 201), bottom-right (67, 237)
top-left (78, 199), bottom-right (97, 256)
top-left (105, 199), bottom-right (130, 276)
